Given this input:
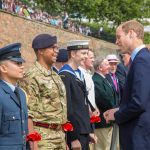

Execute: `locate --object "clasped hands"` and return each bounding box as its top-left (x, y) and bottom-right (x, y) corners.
top-left (103, 108), bottom-right (119, 123)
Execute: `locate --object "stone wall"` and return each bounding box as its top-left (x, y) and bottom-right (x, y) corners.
top-left (0, 10), bottom-right (117, 69)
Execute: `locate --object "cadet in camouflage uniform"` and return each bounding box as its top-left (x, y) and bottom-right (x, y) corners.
top-left (20, 34), bottom-right (67, 150)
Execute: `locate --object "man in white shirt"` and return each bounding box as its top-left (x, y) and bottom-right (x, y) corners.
top-left (79, 49), bottom-right (99, 115)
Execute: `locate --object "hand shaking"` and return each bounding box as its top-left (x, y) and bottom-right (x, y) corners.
top-left (103, 108), bottom-right (119, 123)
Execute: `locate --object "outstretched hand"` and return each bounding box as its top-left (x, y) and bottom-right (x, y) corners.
top-left (103, 108), bottom-right (119, 123)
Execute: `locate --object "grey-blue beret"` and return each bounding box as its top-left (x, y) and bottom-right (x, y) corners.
top-left (0, 43), bottom-right (25, 62)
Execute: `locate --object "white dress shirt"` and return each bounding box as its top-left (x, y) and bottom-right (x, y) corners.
top-left (79, 66), bottom-right (96, 108)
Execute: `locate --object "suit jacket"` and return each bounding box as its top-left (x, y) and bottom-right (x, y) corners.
top-left (59, 71), bottom-right (92, 143)
top-left (0, 80), bottom-right (28, 150)
top-left (106, 73), bottom-right (120, 105)
top-left (115, 48), bottom-right (150, 150)
top-left (116, 63), bottom-right (128, 99)
top-left (92, 72), bottom-right (116, 128)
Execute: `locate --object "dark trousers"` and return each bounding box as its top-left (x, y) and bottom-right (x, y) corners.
top-left (68, 134), bottom-right (90, 150)
top-left (80, 134), bottom-right (90, 150)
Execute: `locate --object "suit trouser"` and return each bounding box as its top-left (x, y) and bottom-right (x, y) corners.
top-left (80, 134), bottom-right (90, 150)
top-left (68, 134), bottom-right (90, 150)
top-left (110, 123), bottom-right (120, 150)
top-left (94, 126), bottom-right (113, 150)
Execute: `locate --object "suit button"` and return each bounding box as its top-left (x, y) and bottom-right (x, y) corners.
top-left (12, 116), bottom-right (15, 119)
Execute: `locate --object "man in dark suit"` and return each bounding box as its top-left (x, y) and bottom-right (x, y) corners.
top-left (104, 20), bottom-right (150, 150)
top-left (0, 43), bottom-right (29, 150)
top-left (92, 57), bottom-right (116, 150)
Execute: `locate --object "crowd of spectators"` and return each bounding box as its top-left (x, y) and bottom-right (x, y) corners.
top-left (0, 0), bottom-right (92, 36)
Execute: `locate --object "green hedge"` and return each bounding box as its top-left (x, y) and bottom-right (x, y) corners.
top-left (81, 22), bottom-right (150, 44)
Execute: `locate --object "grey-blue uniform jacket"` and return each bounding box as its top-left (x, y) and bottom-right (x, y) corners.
top-left (0, 80), bottom-right (28, 150)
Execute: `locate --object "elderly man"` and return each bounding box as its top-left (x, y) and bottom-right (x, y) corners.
top-left (106, 54), bottom-right (120, 104)
top-left (92, 57), bottom-right (116, 150)
top-left (104, 20), bottom-right (150, 150)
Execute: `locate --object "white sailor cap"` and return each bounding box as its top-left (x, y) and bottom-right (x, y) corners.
top-left (67, 40), bottom-right (89, 51)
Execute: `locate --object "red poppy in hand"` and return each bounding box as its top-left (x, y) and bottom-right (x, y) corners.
top-left (90, 115), bottom-right (101, 123)
top-left (26, 131), bottom-right (41, 141)
top-left (62, 122), bottom-right (73, 132)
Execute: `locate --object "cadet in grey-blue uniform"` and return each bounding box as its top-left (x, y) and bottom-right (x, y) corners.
top-left (0, 43), bottom-right (29, 150)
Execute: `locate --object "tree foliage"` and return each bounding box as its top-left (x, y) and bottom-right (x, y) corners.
top-left (96, 0), bottom-right (150, 25)
top-left (21, 0), bottom-right (150, 43)
top-left (25, 0), bottom-right (150, 25)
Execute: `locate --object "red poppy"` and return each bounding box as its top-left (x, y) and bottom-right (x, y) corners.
top-left (62, 122), bottom-right (73, 131)
top-left (90, 115), bottom-right (101, 123)
top-left (26, 131), bottom-right (41, 142)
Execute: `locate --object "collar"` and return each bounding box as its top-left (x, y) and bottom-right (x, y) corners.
top-left (75, 69), bottom-right (84, 81)
top-left (2, 80), bottom-right (16, 92)
top-left (131, 44), bottom-right (146, 61)
top-left (59, 64), bottom-right (84, 80)
top-left (59, 64), bottom-right (76, 76)
top-left (52, 66), bottom-right (59, 73)
top-left (79, 66), bottom-right (90, 74)
top-left (96, 72), bottom-right (105, 78)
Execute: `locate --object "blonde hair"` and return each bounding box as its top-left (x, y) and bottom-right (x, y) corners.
top-left (120, 20), bottom-right (144, 40)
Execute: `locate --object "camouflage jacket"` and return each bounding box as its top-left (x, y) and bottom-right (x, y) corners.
top-left (20, 61), bottom-right (67, 124)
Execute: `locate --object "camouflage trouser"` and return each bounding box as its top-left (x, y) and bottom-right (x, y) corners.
top-left (35, 126), bottom-right (66, 150)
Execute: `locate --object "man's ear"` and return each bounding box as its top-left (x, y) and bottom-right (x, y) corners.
top-left (98, 65), bottom-right (102, 71)
top-left (0, 64), bottom-right (7, 73)
top-left (71, 51), bottom-right (76, 58)
top-left (129, 30), bottom-right (136, 38)
top-left (37, 49), bottom-right (45, 55)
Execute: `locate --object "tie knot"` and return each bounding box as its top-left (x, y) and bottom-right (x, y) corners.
top-left (14, 87), bottom-right (19, 94)
top-left (111, 73), bottom-right (115, 77)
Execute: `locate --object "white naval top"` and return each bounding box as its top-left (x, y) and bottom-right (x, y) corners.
top-left (79, 66), bottom-right (96, 108)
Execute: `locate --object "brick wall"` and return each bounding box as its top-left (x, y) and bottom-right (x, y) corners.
top-left (0, 10), bottom-right (117, 70)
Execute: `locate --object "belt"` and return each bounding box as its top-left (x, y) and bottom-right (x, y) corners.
top-left (33, 121), bottom-right (62, 130)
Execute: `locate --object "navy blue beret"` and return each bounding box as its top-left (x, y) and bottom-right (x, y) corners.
top-left (56, 48), bottom-right (68, 62)
top-left (0, 43), bottom-right (25, 62)
top-left (32, 34), bottom-right (57, 50)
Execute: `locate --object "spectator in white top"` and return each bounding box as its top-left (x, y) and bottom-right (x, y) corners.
top-left (63, 12), bottom-right (68, 29)
top-left (79, 48), bottom-right (99, 116)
